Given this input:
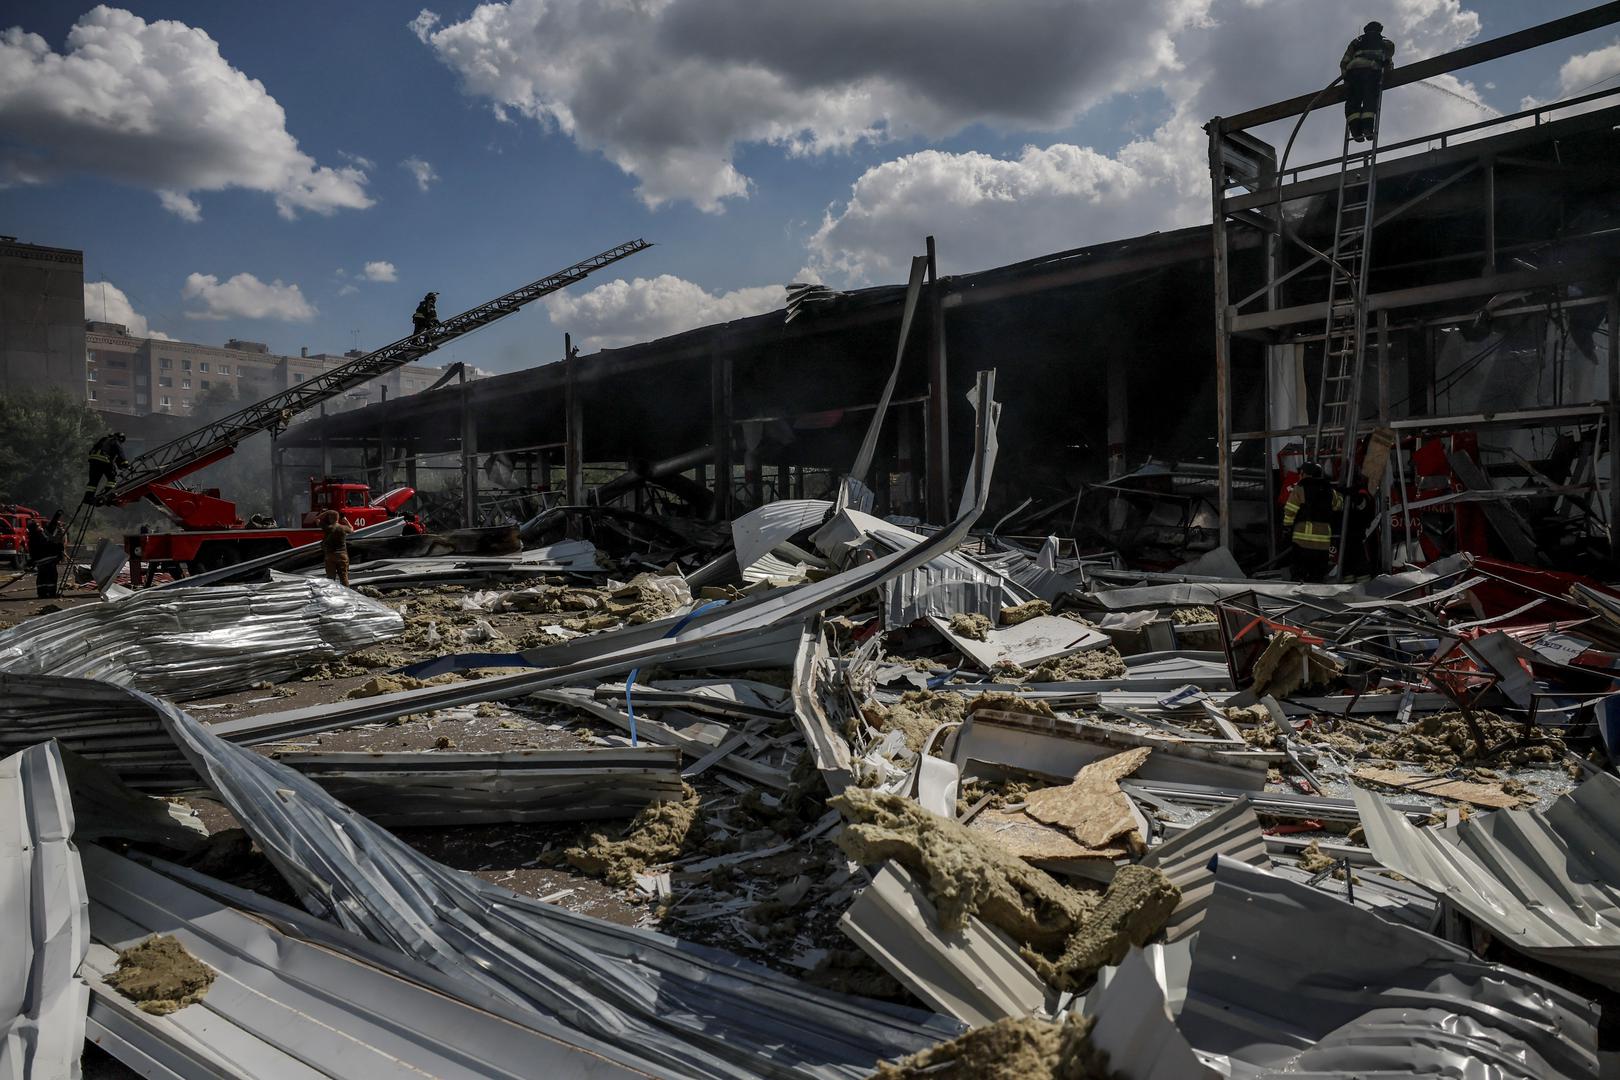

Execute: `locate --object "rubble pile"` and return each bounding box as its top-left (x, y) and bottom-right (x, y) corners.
top-left (5, 381), bottom-right (1620, 1080)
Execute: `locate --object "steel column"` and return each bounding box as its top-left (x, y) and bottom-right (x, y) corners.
top-left (1209, 125), bottom-right (1234, 553)
top-left (460, 366), bottom-right (477, 527)
top-left (710, 353), bottom-right (733, 520)
top-left (924, 235), bottom-right (950, 523)
top-left (1609, 288), bottom-right (1619, 562)
top-left (564, 333), bottom-right (583, 505)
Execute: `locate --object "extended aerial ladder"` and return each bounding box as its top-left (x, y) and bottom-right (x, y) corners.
top-left (1307, 122), bottom-right (1380, 470)
top-left (71, 238), bottom-right (652, 576)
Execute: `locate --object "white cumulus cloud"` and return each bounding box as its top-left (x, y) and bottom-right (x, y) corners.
top-left (84, 281), bottom-right (171, 339)
top-left (0, 6), bottom-right (373, 220)
top-left (810, 0), bottom-right (1491, 279)
top-left (362, 260), bottom-right (398, 282)
top-left (401, 156), bottom-right (440, 191)
top-left (545, 275), bottom-right (782, 348)
top-left (413, 0), bottom-right (1202, 211)
top-left (182, 272), bottom-right (316, 322)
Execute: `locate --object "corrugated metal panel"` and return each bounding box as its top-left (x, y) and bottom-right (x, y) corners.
top-left (1, 741), bottom-right (89, 1080)
top-left (105, 680), bottom-right (958, 1079)
top-left (840, 862), bottom-right (1050, 1027)
top-left (0, 576), bottom-right (402, 700)
top-left (1354, 776), bottom-right (1620, 989)
top-left (1178, 858), bottom-right (1599, 1079)
top-left (277, 746), bottom-right (685, 826)
top-left (1081, 949), bottom-right (1218, 1080)
top-left (732, 500), bottom-right (832, 575)
top-left (1140, 798), bottom-right (1269, 942)
top-left (82, 844), bottom-right (649, 1079)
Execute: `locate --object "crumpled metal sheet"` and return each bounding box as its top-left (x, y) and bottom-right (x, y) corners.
top-left (812, 508), bottom-right (1029, 626)
top-left (0, 575), bottom-right (403, 700)
top-left (731, 499), bottom-right (832, 576)
top-left (278, 745), bottom-right (685, 827)
top-left (1140, 798), bottom-right (1269, 942)
top-left (1354, 775), bottom-right (1620, 989)
top-left (1178, 857), bottom-right (1599, 1079)
top-left (1, 741), bottom-right (90, 1079)
top-left (82, 844), bottom-right (649, 1079)
top-left (1081, 949), bottom-right (1218, 1080)
top-left (92, 680), bottom-right (956, 1079)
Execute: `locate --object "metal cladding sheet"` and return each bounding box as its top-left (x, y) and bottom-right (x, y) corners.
top-left (1, 742), bottom-right (90, 1079)
top-left (1178, 858), bottom-right (1600, 1079)
top-left (732, 499), bottom-right (832, 576)
top-left (1140, 798), bottom-right (1269, 942)
top-left (81, 844), bottom-right (649, 1079)
top-left (1081, 949), bottom-right (1218, 1080)
top-left (0, 576), bottom-right (403, 700)
top-left (1353, 775), bottom-right (1620, 988)
top-left (278, 746), bottom-right (685, 826)
top-left (95, 680), bottom-right (957, 1080)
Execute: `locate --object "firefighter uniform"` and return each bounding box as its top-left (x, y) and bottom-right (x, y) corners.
top-left (412, 293), bottom-right (439, 335)
top-left (1282, 470), bottom-right (1344, 582)
top-left (84, 432), bottom-right (129, 503)
top-left (319, 511), bottom-right (353, 587)
top-left (1340, 24), bottom-right (1395, 142)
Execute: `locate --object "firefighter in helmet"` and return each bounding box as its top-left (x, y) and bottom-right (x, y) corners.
top-left (84, 431), bottom-right (128, 503)
top-left (1340, 20), bottom-right (1395, 143)
top-left (412, 292), bottom-right (440, 335)
top-left (1282, 462), bottom-right (1344, 582)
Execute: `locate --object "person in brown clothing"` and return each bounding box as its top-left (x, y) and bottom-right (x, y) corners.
top-left (318, 510), bottom-right (353, 586)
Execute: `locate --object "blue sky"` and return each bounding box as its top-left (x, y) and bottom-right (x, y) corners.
top-left (3, 0), bottom-right (1617, 372)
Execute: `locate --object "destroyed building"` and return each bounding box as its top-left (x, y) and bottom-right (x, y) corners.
top-left (8, 8), bottom-right (1620, 1080)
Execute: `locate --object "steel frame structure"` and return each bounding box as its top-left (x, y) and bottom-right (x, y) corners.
top-left (1207, 5), bottom-right (1620, 564)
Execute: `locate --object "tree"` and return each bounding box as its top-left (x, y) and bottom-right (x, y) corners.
top-left (0, 389), bottom-right (105, 513)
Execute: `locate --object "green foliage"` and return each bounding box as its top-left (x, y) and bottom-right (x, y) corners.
top-left (0, 389), bottom-right (106, 514)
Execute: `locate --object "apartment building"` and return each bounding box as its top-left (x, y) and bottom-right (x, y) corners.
top-left (81, 326), bottom-right (462, 419)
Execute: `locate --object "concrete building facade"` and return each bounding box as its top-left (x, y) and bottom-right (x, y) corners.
top-left (80, 325), bottom-right (462, 421)
top-left (0, 237), bottom-right (86, 400)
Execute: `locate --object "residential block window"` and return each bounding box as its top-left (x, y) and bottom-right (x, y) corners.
top-left (87, 368), bottom-right (96, 382)
top-left (88, 388), bottom-right (97, 401)
top-left (136, 393), bottom-right (148, 405)
top-left (219, 364), bottom-right (231, 375)
top-left (181, 378), bottom-right (191, 389)
top-left (160, 358), bottom-right (172, 369)
top-left (199, 362), bottom-right (209, 372)
top-left (182, 359), bottom-right (192, 370)
top-left (135, 374), bottom-right (147, 386)
top-left (108, 358), bottom-right (127, 368)
top-left (200, 380), bottom-right (210, 389)
top-left (159, 376), bottom-right (173, 388)
top-left (160, 396), bottom-right (171, 409)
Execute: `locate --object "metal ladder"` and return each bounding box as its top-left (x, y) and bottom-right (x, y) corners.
top-left (1308, 119), bottom-right (1381, 472)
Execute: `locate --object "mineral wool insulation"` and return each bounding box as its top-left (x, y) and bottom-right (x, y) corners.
top-left (0, 576), bottom-right (402, 700)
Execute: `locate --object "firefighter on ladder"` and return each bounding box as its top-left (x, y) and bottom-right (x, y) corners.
top-left (84, 431), bottom-right (128, 503)
top-left (412, 292), bottom-right (440, 335)
top-left (1282, 462), bottom-right (1344, 583)
top-left (1341, 20), bottom-right (1394, 142)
